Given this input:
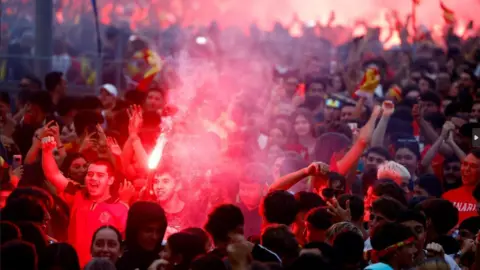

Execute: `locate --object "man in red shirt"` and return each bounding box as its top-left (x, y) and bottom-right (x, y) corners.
top-left (443, 149), bottom-right (480, 223)
top-left (41, 136), bottom-right (128, 266)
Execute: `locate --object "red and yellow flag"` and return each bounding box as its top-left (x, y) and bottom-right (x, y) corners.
top-left (354, 67), bottom-right (380, 98)
top-left (386, 85), bottom-right (402, 102)
top-left (440, 1), bottom-right (456, 25)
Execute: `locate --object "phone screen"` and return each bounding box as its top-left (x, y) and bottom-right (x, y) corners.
top-left (326, 99), bottom-right (341, 109)
top-left (12, 155), bottom-right (22, 169)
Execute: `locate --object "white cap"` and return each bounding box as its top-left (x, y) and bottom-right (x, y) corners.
top-left (377, 161), bottom-right (411, 185)
top-left (100, 84), bottom-right (118, 97)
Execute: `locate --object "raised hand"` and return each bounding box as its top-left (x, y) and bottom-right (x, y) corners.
top-left (305, 162), bottom-right (330, 176)
top-left (327, 199), bottom-right (351, 222)
top-left (358, 105), bottom-right (382, 143)
top-left (441, 121), bottom-right (455, 139)
top-left (106, 137), bottom-right (122, 156)
top-left (118, 179), bottom-right (135, 204)
top-left (426, 242), bottom-right (444, 258)
top-left (41, 136), bottom-right (57, 152)
top-left (382, 100), bottom-right (395, 117)
top-left (127, 105), bottom-right (143, 136)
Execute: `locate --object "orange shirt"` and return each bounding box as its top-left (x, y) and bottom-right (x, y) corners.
top-left (442, 185), bottom-right (478, 224)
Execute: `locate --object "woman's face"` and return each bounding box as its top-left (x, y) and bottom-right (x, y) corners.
top-left (137, 222), bottom-right (165, 251)
top-left (69, 157), bottom-right (88, 182)
top-left (91, 228), bottom-right (122, 263)
top-left (418, 79), bottom-right (430, 93)
top-left (395, 148), bottom-right (418, 175)
top-left (272, 157), bottom-right (285, 179)
top-left (294, 115), bottom-right (311, 137)
top-left (268, 128), bottom-right (286, 147)
top-left (267, 145), bottom-right (284, 164)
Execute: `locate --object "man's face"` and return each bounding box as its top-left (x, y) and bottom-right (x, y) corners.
top-left (85, 164), bottom-right (113, 198)
top-left (19, 78), bottom-right (31, 90)
top-left (461, 153), bottom-right (480, 186)
top-left (364, 152), bottom-right (387, 172)
top-left (397, 243), bottom-right (417, 269)
top-left (418, 79), bottom-right (431, 93)
top-left (153, 173), bottom-right (177, 202)
top-left (323, 107), bottom-right (341, 122)
top-left (419, 100), bottom-right (439, 114)
top-left (340, 105), bottom-right (356, 122)
top-left (401, 220), bottom-right (425, 257)
top-left (99, 89), bottom-right (116, 109)
top-left (471, 103), bottom-right (480, 120)
top-left (368, 210), bottom-right (388, 235)
top-left (460, 72), bottom-right (473, 89)
top-left (239, 181), bottom-right (263, 209)
top-left (436, 72), bottom-right (451, 94)
top-left (443, 161), bottom-right (461, 184)
top-left (308, 83), bottom-right (325, 97)
top-left (144, 91), bottom-right (164, 112)
top-left (24, 103), bottom-right (44, 125)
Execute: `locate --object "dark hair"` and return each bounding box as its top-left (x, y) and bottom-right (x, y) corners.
top-left (394, 140), bottom-right (421, 161)
top-left (370, 223), bottom-right (416, 261)
top-left (191, 254), bottom-right (227, 270)
top-left (73, 110), bottom-right (104, 136)
top-left (397, 210), bottom-right (427, 227)
top-left (337, 194), bottom-right (364, 222)
top-left (372, 196), bottom-right (407, 222)
top-left (7, 186), bottom-right (54, 210)
top-left (305, 207), bottom-right (334, 230)
top-left (420, 91), bottom-right (441, 107)
top-left (181, 227), bottom-right (210, 248)
top-left (288, 253), bottom-right (332, 270)
top-left (78, 96), bottom-right (104, 111)
top-left (0, 240), bottom-right (38, 270)
top-left (473, 183), bottom-right (480, 202)
top-left (39, 243), bottom-right (80, 270)
top-left (56, 96), bottom-right (78, 116)
top-left (124, 90), bottom-right (147, 106)
top-left (28, 90), bottom-right (54, 113)
top-left (458, 216), bottom-right (480, 235)
top-left (373, 181), bottom-right (408, 206)
top-left (60, 153), bottom-right (86, 179)
top-left (291, 108), bottom-right (316, 138)
top-left (45, 71), bottom-right (64, 92)
top-left (125, 201), bottom-right (167, 252)
top-left (415, 198), bottom-right (458, 235)
top-left (15, 222), bottom-right (48, 256)
top-left (332, 231), bottom-right (365, 266)
top-left (167, 232), bottom-right (207, 268)
top-left (84, 257), bottom-right (116, 270)
top-left (2, 198), bottom-right (47, 223)
top-left (261, 191), bottom-right (299, 226)
top-left (205, 204), bottom-right (244, 244)
top-left (366, 147), bottom-right (392, 161)
top-left (89, 159), bottom-right (115, 176)
top-left (22, 74), bottom-right (42, 89)
top-left (424, 112), bottom-right (446, 131)
top-left (416, 174), bottom-right (443, 198)
top-left (0, 221), bottom-right (21, 245)
top-left (91, 225), bottom-right (123, 251)
top-left (261, 224), bottom-right (299, 264)
top-left (294, 191), bottom-right (326, 213)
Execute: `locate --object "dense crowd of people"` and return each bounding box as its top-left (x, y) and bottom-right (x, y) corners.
top-left (1, 3), bottom-right (480, 269)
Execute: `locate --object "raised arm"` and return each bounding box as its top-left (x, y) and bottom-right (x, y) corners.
top-left (269, 162), bottom-right (329, 192)
top-left (335, 105), bottom-right (382, 176)
top-left (41, 136), bottom-right (69, 192)
top-left (371, 101), bottom-right (394, 147)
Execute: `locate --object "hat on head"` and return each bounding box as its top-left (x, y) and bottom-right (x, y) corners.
top-left (100, 84), bottom-right (118, 97)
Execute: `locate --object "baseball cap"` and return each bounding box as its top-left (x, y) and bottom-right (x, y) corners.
top-left (100, 84), bottom-right (118, 97)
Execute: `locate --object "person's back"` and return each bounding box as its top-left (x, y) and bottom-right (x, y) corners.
top-left (84, 258), bottom-right (116, 270)
top-left (1, 240), bottom-right (38, 270)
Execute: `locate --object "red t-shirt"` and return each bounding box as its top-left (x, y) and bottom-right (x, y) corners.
top-left (442, 185), bottom-right (478, 224)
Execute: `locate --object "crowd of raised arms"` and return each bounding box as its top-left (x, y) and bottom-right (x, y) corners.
top-left (0, 11), bottom-right (480, 270)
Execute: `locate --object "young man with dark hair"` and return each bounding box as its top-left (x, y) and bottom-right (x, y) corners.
top-left (443, 149), bottom-right (480, 223)
top-left (304, 206), bottom-right (334, 243)
top-left (45, 71), bottom-right (66, 106)
top-left (19, 74), bottom-right (42, 91)
top-left (367, 223), bottom-right (417, 270)
top-left (261, 190), bottom-right (299, 227)
top-left (292, 191), bottom-right (325, 246)
top-left (41, 136), bottom-right (128, 266)
top-left (55, 96), bottom-right (78, 143)
top-left (443, 155), bottom-right (462, 191)
top-left (338, 194), bottom-right (367, 238)
top-left (205, 204), bottom-right (281, 264)
top-left (415, 198), bottom-right (459, 254)
top-left (144, 88), bottom-right (165, 115)
top-left (261, 224), bottom-right (299, 266)
top-left (237, 163), bottom-right (270, 238)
